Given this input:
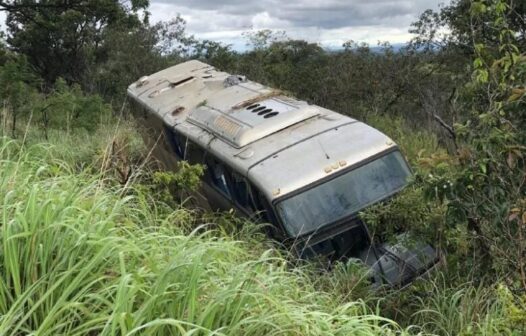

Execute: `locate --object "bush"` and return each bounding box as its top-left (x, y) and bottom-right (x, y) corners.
top-left (37, 78), bottom-right (112, 133)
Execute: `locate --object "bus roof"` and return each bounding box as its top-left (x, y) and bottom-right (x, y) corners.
top-left (127, 60), bottom-right (397, 201)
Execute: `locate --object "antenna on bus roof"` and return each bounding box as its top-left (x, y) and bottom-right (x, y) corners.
top-left (317, 139), bottom-right (330, 160)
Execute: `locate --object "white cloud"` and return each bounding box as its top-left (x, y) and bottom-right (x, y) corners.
top-left (149, 0), bottom-right (443, 49)
top-left (251, 12), bottom-right (291, 30)
top-left (0, 11), bottom-right (5, 32)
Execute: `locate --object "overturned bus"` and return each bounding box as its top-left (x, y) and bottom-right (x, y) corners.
top-left (127, 60), bottom-right (438, 287)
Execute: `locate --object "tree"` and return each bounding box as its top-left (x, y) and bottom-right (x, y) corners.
top-left (422, 0), bottom-right (526, 289)
top-left (0, 55), bottom-right (40, 136)
top-left (410, 0), bottom-right (526, 54)
top-left (90, 17), bottom-right (188, 101)
top-left (191, 39), bottom-right (237, 71)
top-left (242, 29), bottom-right (287, 51)
top-left (0, 0), bottom-right (149, 88)
top-left (0, 32), bottom-right (7, 66)
top-left (36, 78), bottom-right (112, 136)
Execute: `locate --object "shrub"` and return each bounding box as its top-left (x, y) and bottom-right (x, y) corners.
top-left (36, 78), bottom-right (112, 134)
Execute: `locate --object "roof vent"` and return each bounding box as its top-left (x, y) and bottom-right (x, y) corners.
top-left (257, 108), bottom-right (273, 116)
top-left (264, 111), bottom-right (279, 118)
top-left (169, 76), bottom-right (194, 87)
top-left (188, 98), bottom-right (319, 148)
top-left (246, 105), bottom-right (280, 118)
top-left (135, 76), bottom-right (149, 87)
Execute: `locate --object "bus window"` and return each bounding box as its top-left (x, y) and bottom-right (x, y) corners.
top-left (203, 157), bottom-right (254, 213)
top-left (164, 126), bottom-right (186, 158)
top-left (249, 184), bottom-right (284, 240)
top-left (228, 172), bottom-right (251, 209)
top-left (205, 157), bottom-right (231, 197)
top-left (249, 186), bottom-right (271, 222)
top-left (185, 140), bottom-right (205, 164)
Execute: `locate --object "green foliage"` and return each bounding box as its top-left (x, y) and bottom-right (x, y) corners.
top-left (242, 29), bottom-right (288, 51)
top-left (0, 58), bottom-right (113, 137)
top-left (361, 185), bottom-right (446, 245)
top-left (418, 0), bottom-right (526, 288)
top-left (409, 278), bottom-right (526, 335)
top-left (93, 17), bottom-right (186, 101)
top-left (196, 42), bottom-right (238, 70)
top-left (366, 115), bottom-right (443, 165)
top-left (410, 0), bottom-right (526, 54)
top-left (36, 78), bottom-right (112, 132)
top-left (0, 35), bottom-right (9, 66)
top-left (150, 162), bottom-right (205, 206)
top-left (0, 55), bottom-right (40, 136)
top-left (2, 0), bottom-right (149, 86)
top-left (313, 259), bottom-right (374, 304)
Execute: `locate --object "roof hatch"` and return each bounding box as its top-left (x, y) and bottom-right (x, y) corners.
top-left (187, 97), bottom-right (319, 148)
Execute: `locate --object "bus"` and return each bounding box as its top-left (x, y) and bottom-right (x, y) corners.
top-left (127, 60), bottom-right (438, 287)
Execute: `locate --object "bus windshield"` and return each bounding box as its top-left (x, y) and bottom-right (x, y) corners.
top-left (275, 151), bottom-right (411, 236)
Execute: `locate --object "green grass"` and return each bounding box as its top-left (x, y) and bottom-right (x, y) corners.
top-left (0, 136), bottom-right (404, 335)
top-left (365, 115), bottom-right (443, 165)
top-left (408, 276), bottom-right (526, 335)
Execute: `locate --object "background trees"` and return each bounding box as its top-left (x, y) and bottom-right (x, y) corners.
top-left (0, 55), bottom-right (39, 136)
top-left (0, 0), bottom-right (149, 88)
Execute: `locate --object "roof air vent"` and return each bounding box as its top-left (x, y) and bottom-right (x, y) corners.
top-left (245, 104), bottom-right (279, 118)
top-left (264, 112), bottom-right (279, 118)
top-left (258, 108), bottom-right (273, 116)
top-left (188, 100), bottom-right (319, 148)
top-left (169, 76), bottom-right (194, 87)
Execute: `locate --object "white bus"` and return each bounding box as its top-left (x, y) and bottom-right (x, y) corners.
top-left (127, 60), bottom-right (438, 287)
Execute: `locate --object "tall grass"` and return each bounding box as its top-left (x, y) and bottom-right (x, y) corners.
top-left (365, 115), bottom-right (444, 164)
top-left (0, 136), bottom-right (403, 335)
top-left (407, 275), bottom-right (525, 335)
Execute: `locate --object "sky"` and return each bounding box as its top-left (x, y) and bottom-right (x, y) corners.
top-left (148, 0), bottom-right (445, 50)
top-left (0, 12), bottom-right (4, 33)
top-left (0, 1), bottom-right (445, 50)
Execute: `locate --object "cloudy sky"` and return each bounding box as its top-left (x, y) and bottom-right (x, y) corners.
top-left (148, 0), bottom-right (445, 50)
top-left (0, 0), bottom-right (445, 50)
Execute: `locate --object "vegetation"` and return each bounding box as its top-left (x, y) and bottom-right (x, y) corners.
top-left (0, 133), bottom-right (406, 335)
top-left (0, 0), bottom-right (525, 334)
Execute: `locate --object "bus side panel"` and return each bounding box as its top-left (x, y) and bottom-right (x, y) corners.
top-left (129, 100), bottom-right (176, 170)
top-left (200, 182), bottom-right (238, 213)
top-left (129, 99), bottom-right (212, 211)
